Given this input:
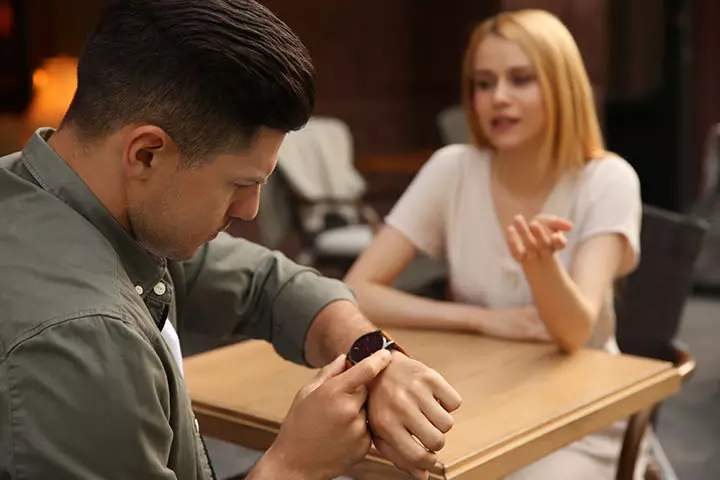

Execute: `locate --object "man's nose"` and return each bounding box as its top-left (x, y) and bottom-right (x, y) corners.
top-left (228, 187), bottom-right (261, 222)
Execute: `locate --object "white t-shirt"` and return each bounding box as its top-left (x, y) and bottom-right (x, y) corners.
top-left (162, 320), bottom-right (184, 376)
top-left (386, 144), bottom-right (642, 352)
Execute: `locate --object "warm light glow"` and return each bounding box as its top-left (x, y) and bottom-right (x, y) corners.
top-left (27, 57), bottom-right (78, 128)
top-left (32, 68), bottom-right (50, 89)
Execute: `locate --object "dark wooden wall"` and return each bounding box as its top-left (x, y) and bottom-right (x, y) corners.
top-left (261, 0), bottom-right (612, 156)
top-left (6, 0), bottom-right (720, 210)
top-left (261, 0), bottom-right (500, 156)
top-left (688, 0), bottom-right (720, 208)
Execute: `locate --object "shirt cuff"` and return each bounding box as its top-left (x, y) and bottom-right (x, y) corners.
top-left (271, 272), bottom-right (357, 366)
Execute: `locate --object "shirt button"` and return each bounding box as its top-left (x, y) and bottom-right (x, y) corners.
top-left (135, 285), bottom-right (144, 295)
top-left (153, 282), bottom-right (167, 296)
top-left (507, 271), bottom-right (519, 286)
top-left (194, 417), bottom-right (200, 433)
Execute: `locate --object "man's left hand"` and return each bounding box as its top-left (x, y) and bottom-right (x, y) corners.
top-left (366, 351), bottom-right (462, 479)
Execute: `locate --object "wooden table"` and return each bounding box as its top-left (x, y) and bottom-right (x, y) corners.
top-left (185, 329), bottom-right (682, 479)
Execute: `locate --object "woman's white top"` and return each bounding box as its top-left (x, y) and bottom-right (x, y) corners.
top-left (386, 144), bottom-right (642, 352)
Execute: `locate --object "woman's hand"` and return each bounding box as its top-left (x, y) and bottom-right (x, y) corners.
top-left (455, 304), bottom-right (552, 342)
top-left (506, 214), bottom-right (573, 264)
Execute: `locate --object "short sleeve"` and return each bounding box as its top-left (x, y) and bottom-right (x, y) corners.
top-left (385, 146), bottom-right (463, 258)
top-left (577, 156), bottom-right (642, 273)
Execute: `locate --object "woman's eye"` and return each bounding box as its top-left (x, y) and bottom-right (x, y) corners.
top-left (512, 74), bottom-right (535, 86)
top-left (474, 79), bottom-right (494, 90)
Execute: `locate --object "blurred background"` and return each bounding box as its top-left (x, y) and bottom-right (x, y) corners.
top-left (2, 0), bottom-right (718, 212)
top-left (1, 1), bottom-right (719, 478)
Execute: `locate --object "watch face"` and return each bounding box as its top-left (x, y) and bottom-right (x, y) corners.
top-left (348, 331), bottom-right (386, 364)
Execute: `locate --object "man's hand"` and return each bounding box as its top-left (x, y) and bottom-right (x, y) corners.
top-left (366, 353), bottom-right (462, 480)
top-left (253, 350), bottom-right (392, 480)
top-left (506, 214), bottom-right (573, 264)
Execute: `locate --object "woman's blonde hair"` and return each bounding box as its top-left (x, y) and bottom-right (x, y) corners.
top-left (461, 9), bottom-right (606, 173)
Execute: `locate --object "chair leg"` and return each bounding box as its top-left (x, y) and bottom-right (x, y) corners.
top-left (646, 429), bottom-right (680, 480)
top-left (617, 410), bottom-right (653, 480)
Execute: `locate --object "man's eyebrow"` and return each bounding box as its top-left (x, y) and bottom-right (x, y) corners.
top-left (238, 175), bottom-right (270, 185)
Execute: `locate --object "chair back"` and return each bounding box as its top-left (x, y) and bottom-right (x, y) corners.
top-left (257, 116), bottom-right (364, 248)
top-left (276, 116), bottom-right (365, 202)
top-left (615, 205), bottom-right (708, 361)
top-left (437, 105), bottom-right (470, 145)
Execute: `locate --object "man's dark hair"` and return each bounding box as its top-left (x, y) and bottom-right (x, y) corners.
top-left (62, 0), bottom-right (315, 163)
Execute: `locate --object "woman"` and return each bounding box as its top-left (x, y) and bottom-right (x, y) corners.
top-left (345, 9), bottom-right (644, 479)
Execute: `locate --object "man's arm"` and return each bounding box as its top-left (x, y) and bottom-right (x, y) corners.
top-left (178, 233), bottom-right (462, 478)
top-left (178, 233), bottom-right (359, 365)
top-left (0, 316), bottom-right (177, 479)
top-left (303, 298), bottom-right (375, 367)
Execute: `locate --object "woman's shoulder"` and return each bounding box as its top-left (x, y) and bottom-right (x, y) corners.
top-left (579, 153), bottom-right (640, 189)
top-left (422, 144), bottom-right (491, 174)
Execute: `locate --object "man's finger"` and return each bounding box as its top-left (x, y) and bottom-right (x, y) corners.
top-left (374, 436), bottom-right (429, 480)
top-left (418, 393), bottom-right (455, 434)
top-left (339, 349), bottom-right (392, 392)
top-left (403, 406), bottom-right (446, 453)
top-left (379, 424), bottom-right (437, 471)
top-left (433, 382), bottom-right (463, 413)
top-left (314, 353), bottom-right (349, 384)
top-left (298, 354), bottom-right (349, 400)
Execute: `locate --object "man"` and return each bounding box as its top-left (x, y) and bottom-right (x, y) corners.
top-left (0, 1), bottom-right (462, 479)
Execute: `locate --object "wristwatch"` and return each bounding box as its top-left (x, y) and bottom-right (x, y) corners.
top-left (345, 330), bottom-right (409, 369)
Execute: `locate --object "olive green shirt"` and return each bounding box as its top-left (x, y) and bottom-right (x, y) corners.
top-left (0, 128), bottom-right (356, 479)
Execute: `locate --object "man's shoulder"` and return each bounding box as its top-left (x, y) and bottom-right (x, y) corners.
top-left (0, 312), bottom-right (136, 364)
top-left (0, 167), bottom-right (132, 357)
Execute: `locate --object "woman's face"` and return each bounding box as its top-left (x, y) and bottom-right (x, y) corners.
top-left (472, 35), bottom-right (546, 152)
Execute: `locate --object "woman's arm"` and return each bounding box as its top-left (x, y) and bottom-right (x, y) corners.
top-left (346, 226), bottom-right (550, 341)
top-left (509, 216), bottom-right (630, 352)
top-left (345, 226), bottom-right (470, 331)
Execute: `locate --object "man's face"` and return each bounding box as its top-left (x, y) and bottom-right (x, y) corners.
top-left (125, 128), bottom-right (284, 260)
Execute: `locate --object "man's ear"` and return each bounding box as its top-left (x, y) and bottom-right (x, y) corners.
top-left (122, 125), bottom-right (177, 181)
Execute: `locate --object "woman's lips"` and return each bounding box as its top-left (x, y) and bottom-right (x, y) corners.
top-left (490, 116), bottom-right (520, 133)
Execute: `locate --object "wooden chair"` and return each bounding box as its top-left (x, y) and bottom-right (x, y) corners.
top-left (614, 204), bottom-right (708, 480)
top-left (437, 105), bottom-right (470, 145)
top-left (256, 116), bottom-right (381, 274)
top-left (272, 167), bottom-right (381, 273)
top-left (403, 204), bottom-right (708, 480)
top-left (690, 122), bottom-right (720, 292)
top-left (230, 204), bottom-right (705, 480)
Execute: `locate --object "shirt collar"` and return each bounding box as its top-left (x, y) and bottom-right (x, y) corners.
top-left (20, 128), bottom-right (165, 295)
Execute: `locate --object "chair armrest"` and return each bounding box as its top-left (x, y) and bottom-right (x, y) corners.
top-left (672, 339), bottom-right (696, 383)
top-left (299, 197), bottom-right (383, 233)
top-left (358, 202), bottom-right (382, 233)
top-left (297, 197), bottom-right (359, 206)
